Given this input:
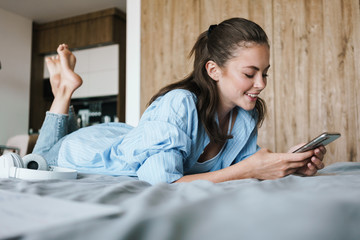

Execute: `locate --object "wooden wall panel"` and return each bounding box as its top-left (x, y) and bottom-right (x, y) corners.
top-left (200, 0), bottom-right (251, 26)
top-left (141, 0), bottom-right (200, 111)
top-left (354, 0), bottom-right (360, 164)
top-left (321, 0), bottom-right (360, 164)
top-left (275, 0), bottom-right (308, 151)
top-left (304, 0), bottom-right (327, 146)
top-left (273, 0), bottom-right (313, 151)
top-left (140, 0), bottom-right (360, 164)
top-left (271, 0), bottom-right (360, 164)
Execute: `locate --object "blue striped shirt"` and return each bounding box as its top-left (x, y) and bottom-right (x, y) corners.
top-left (57, 89), bottom-right (260, 185)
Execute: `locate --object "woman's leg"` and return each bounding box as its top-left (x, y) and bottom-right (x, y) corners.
top-left (32, 44), bottom-right (82, 162)
top-left (68, 105), bottom-right (80, 133)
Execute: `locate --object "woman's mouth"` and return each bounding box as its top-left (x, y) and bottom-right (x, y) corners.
top-left (246, 92), bottom-right (260, 99)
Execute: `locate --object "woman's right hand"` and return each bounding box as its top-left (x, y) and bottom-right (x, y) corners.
top-left (243, 148), bottom-right (315, 180)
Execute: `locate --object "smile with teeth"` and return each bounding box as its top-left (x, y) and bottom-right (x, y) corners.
top-left (246, 93), bottom-right (259, 98)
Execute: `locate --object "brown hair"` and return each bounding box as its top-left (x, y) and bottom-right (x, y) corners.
top-left (148, 18), bottom-right (269, 144)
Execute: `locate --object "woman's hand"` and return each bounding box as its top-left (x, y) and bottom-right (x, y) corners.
top-left (244, 148), bottom-right (315, 180)
top-left (293, 146), bottom-right (326, 176)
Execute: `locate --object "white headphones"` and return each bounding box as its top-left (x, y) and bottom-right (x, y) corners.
top-left (0, 152), bottom-right (77, 180)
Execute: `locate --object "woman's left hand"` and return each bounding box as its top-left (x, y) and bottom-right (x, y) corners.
top-left (288, 145), bottom-right (326, 176)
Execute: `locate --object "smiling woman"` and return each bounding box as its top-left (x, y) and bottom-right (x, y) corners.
top-left (28, 18), bottom-right (326, 186)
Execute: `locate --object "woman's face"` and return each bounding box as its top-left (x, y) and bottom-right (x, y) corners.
top-left (214, 44), bottom-right (270, 112)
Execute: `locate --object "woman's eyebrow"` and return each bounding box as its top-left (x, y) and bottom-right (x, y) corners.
top-left (243, 65), bottom-right (271, 71)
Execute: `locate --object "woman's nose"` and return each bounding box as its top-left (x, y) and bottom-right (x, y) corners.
top-left (254, 75), bottom-right (266, 89)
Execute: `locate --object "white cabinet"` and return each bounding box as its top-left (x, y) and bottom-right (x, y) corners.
top-left (44, 44), bottom-right (119, 99)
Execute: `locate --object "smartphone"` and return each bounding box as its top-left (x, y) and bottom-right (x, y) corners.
top-left (292, 132), bottom-right (341, 153)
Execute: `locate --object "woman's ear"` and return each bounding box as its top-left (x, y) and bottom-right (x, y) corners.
top-left (205, 60), bottom-right (221, 81)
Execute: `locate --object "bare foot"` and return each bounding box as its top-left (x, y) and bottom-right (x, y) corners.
top-left (45, 44), bottom-right (79, 97)
top-left (48, 44), bottom-right (83, 114)
top-left (57, 44), bottom-right (82, 95)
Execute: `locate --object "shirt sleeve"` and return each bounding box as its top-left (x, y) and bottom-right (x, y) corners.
top-left (232, 127), bottom-right (259, 164)
top-left (119, 90), bottom-right (198, 185)
top-left (135, 120), bottom-right (192, 184)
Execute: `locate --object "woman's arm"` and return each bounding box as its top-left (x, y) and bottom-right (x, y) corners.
top-left (174, 148), bottom-right (316, 183)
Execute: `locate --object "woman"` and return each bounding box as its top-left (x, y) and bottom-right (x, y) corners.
top-left (33, 18), bottom-right (326, 185)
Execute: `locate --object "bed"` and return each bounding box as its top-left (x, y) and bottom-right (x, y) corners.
top-left (1, 161), bottom-right (360, 240)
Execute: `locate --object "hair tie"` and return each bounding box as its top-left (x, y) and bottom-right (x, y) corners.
top-left (207, 24), bottom-right (218, 38)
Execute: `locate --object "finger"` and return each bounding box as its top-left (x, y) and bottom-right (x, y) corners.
top-left (314, 148), bottom-right (324, 161)
top-left (288, 159), bottom-right (309, 169)
top-left (307, 162), bottom-right (316, 171)
top-left (291, 150), bottom-right (315, 161)
top-left (311, 157), bottom-right (325, 170)
top-left (309, 162), bottom-right (319, 174)
top-left (302, 162), bottom-right (318, 176)
top-left (316, 146), bottom-right (327, 155)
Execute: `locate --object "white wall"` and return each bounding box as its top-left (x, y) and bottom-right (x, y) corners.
top-left (125, 0), bottom-right (141, 127)
top-left (0, 8), bottom-right (32, 144)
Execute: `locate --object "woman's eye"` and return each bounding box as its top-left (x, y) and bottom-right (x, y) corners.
top-left (244, 73), bottom-right (268, 78)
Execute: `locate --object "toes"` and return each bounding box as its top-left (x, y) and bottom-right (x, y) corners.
top-left (45, 57), bottom-right (56, 67)
top-left (60, 43), bottom-right (68, 49)
top-left (48, 55), bottom-right (58, 61)
top-left (57, 44), bottom-right (64, 52)
top-left (57, 44), bottom-right (68, 54)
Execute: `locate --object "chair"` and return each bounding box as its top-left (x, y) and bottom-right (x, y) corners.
top-left (0, 134), bottom-right (38, 157)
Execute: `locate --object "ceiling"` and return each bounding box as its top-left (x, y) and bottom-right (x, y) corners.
top-left (0, 0), bottom-right (126, 24)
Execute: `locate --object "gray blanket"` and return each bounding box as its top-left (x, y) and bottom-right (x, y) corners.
top-left (1, 162), bottom-right (360, 240)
